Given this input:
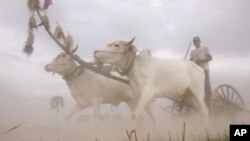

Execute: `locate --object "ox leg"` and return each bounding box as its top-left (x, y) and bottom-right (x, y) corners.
top-left (65, 104), bottom-right (84, 123)
top-left (193, 90), bottom-right (209, 117)
top-left (145, 100), bottom-right (163, 137)
top-left (196, 95), bottom-right (209, 117)
top-left (145, 100), bottom-right (161, 134)
top-left (185, 88), bottom-right (209, 117)
top-left (145, 100), bottom-right (157, 122)
top-left (92, 103), bottom-right (101, 125)
top-left (125, 100), bottom-right (137, 115)
top-left (183, 89), bottom-right (199, 111)
top-left (133, 88), bottom-right (155, 120)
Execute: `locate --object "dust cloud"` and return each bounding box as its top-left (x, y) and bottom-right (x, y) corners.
top-left (1, 106), bottom-right (250, 141)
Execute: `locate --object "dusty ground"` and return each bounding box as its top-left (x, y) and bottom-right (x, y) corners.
top-left (1, 112), bottom-right (250, 141)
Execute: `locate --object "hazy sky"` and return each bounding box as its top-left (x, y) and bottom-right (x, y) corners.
top-left (0, 0), bottom-right (250, 124)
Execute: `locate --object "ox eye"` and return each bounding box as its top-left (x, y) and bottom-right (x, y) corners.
top-left (114, 44), bottom-right (119, 47)
top-left (62, 54), bottom-right (66, 57)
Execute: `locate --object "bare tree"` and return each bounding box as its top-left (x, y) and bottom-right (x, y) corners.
top-left (50, 96), bottom-right (64, 124)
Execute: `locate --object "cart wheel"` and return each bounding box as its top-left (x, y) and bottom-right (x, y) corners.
top-left (213, 84), bottom-right (245, 110)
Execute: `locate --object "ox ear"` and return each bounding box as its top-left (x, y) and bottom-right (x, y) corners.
top-left (71, 44), bottom-right (78, 54)
top-left (128, 37), bottom-right (136, 45)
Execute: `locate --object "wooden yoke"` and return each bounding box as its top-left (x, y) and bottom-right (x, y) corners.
top-left (36, 9), bottom-right (129, 84)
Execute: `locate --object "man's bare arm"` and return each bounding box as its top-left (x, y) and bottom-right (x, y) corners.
top-left (195, 54), bottom-right (212, 64)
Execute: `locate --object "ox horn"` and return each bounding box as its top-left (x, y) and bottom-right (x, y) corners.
top-left (128, 37), bottom-right (136, 45)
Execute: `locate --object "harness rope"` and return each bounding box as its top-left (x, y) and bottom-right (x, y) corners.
top-left (95, 45), bottom-right (137, 76)
top-left (51, 56), bottom-right (85, 81)
top-left (63, 65), bottom-right (85, 81)
top-left (118, 47), bottom-right (136, 76)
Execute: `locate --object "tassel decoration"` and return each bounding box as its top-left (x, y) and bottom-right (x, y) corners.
top-left (28, 16), bottom-right (37, 32)
top-left (54, 22), bottom-right (65, 41)
top-left (64, 32), bottom-right (74, 52)
top-left (38, 14), bottom-right (50, 29)
top-left (43, 0), bottom-right (53, 10)
top-left (27, 0), bottom-right (41, 12)
top-left (23, 32), bottom-right (35, 56)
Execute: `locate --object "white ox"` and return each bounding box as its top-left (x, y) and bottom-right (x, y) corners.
top-left (94, 38), bottom-right (209, 119)
top-left (45, 51), bottom-right (145, 122)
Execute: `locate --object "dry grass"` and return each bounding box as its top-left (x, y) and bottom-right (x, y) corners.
top-left (1, 113), bottom-right (250, 141)
top-left (0, 122), bottom-right (26, 137)
top-left (0, 126), bottom-right (230, 141)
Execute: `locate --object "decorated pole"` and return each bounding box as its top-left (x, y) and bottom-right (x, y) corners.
top-left (24, 0), bottom-right (129, 84)
top-left (36, 10), bottom-right (129, 84)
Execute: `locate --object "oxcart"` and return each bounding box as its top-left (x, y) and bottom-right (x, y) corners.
top-left (161, 84), bottom-right (248, 116)
top-left (27, 5), bottom-right (248, 118)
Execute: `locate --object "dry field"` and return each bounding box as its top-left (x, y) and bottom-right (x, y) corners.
top-left (1, 112), bottom-right (250, 141)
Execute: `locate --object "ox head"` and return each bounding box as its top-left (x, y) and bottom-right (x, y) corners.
top-left (44, 49), bottom-right (78, 76)
top-left (94, 37), bottom-right (136, 69)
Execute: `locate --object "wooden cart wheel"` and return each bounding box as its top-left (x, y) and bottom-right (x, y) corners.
top-left (213, 84), bottom-right (245, 110)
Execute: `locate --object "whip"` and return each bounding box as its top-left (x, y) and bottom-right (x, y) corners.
top-left (183, 41), bottom-right (192, 59)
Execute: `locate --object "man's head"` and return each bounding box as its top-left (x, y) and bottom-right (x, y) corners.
top-left (193, 36), bottom-right (201, 48)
